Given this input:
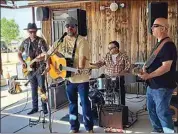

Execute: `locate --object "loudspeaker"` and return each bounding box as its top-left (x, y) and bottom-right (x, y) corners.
top-left (148, 2), bottom-right (168, 33)
top-left (49, 81), bottom-right (68, 109)
top-left (99, 105), bottom-right (128, 129)
top-left (36, 7), bottom-right (49, 21)
top-left (68, 9), bottom-right (87, 36)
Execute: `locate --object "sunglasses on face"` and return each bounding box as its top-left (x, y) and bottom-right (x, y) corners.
top-left (152, 24), bottom-right (164, 28)
top-left (29, 31), bottom-right (37, 34)
top-left (108, 46), bottom-right (117, 51)
top-left (65, 24), bottom-right (77, 28)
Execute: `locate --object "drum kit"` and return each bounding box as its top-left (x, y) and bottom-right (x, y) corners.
top-left (89, 74), bottom-right (121, 105)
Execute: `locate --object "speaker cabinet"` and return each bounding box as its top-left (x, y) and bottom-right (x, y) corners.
top-left (36, 7), bottom-right (49, 21)
top-left (99, 105), bottom-right (128, 129)
top-left (49, 81), bottom-right (68, 109)
top-left (68, 9), bottom-right (87, 36)
top-left (148, 2), bottom-right (168, 33)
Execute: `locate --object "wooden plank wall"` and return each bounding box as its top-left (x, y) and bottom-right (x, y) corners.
top-left (42, 0), bottom-right (178, 94)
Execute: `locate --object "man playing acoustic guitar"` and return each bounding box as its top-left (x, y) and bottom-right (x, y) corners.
top-left (18, 23), bottom-right (48, 115)
top-left (47, 17), bottom-right (94, 133)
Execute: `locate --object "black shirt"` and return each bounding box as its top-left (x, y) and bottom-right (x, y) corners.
top-left (147, 38), bottom-right (177, 89)
top-left (19, 36), bottom-right (48, 72)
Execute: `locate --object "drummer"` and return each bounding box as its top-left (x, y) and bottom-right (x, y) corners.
top-left (90, 41), bottom-right (131, 105)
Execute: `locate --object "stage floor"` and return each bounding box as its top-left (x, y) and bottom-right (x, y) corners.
top-left (1, 85), bottom-right (177, 133)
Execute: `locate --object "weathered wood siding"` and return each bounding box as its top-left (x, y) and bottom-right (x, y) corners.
top-left (42, 0), bottom-right (178, 94)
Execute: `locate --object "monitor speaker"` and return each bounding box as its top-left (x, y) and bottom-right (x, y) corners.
top-left (68, 9), bottom-right (87, 36)
top-left (148, 2), bottom-right (168, 33)
top-left (49, 81), bottom-right (68, 109)
top-left (99, 105), bottom-right (128, 129)
top-left (36, 7), bottom-right (50, 21)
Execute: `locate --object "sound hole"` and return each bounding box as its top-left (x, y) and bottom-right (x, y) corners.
top-left (59, 64), bottom-right (63, 71)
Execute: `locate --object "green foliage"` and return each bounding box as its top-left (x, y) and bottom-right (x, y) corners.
top-left (0, 17), bottom-right (20, 45)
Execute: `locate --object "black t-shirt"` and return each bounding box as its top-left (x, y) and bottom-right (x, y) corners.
top-left (147, 38), bottom-right (177, 89)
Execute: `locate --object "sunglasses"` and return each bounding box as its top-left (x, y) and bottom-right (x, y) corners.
top-left (152, 24), bottom-right (164, 28)
top-left (65, 24), bottom-right (77, 28)
top-left (108, 46), bottom-right (117, 50)
top-left (29, 31), bottom-right (37, 34)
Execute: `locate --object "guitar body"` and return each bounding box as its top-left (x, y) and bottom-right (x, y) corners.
top-left (22, 57), bottom-right (33, 77)
top-left (49, 54), bottom-right (73, 79)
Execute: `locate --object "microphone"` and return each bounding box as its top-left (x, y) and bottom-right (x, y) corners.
top-left (59, 32), bottom-right (67, 42)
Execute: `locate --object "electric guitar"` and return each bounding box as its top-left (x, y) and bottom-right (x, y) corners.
top-left (131, 66), bottom-right (144, 75)
top-left (49, 54), bottom-right (91, 79)
top-left (22, 57), bottom-right (38, 77)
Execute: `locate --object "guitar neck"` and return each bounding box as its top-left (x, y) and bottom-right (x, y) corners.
top-left (60, 65), bottom-right (90, 74)
top-left (62, 66), bottom-right (78, 73)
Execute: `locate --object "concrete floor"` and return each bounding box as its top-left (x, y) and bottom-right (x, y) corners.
top-left (1, 84), bottom-right (177, 133)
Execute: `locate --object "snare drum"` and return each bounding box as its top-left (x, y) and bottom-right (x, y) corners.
top-left (97, 78), bottom-right (110, 90)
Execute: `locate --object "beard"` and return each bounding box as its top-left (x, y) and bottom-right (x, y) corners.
top-left (67, 31), bottom-right (75, 36)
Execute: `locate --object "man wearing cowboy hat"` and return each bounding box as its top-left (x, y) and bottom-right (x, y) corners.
top-left (18, 23), bottom-right (48, 115)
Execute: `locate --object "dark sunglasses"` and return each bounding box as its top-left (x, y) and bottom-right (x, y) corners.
top-left (29, 31), bottom-right (37, 34)
top-left (65, 24), bottom-right (77, 28)
top-left (108, 46), bottom-right (117, 50)
top-left (152, 24), bottom-right (164, 28)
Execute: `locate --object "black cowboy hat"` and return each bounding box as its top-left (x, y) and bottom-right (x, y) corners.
top-left (24, 23), bottom-right (41, 30)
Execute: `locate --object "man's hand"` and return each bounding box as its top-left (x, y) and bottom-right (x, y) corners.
top-left (41, 64), bottom-right (50, 75)
top-left (90, 62), bottom-right (103, 68)
top-left (21, 61), bottom-right (27, 68)
top-left (138, 72), bottom-right (151, 80)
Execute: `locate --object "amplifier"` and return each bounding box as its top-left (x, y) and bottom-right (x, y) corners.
top-left (99, 104), bottom-right (128, 129)
top-left (49, 81), bottom-right (69, 109)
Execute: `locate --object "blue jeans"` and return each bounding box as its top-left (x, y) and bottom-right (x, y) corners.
top-left (146, 86), bottom-right (174, 133)
top-left (28, 72), bottom-right (47, 110)
top-left (66, 82), bottom-right (93, 131)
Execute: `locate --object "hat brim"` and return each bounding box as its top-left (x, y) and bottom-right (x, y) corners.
top-left (23, 28), bottom-right (41, 30)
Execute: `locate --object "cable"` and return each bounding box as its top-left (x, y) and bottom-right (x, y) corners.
top-left (0, 101), bottom-right (20, 112)
top-left (1, 88), bottom-right (30, 119)
top-left (13, 124), bottom-right (29, 133)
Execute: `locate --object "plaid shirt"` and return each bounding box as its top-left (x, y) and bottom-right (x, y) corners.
top-left (99, 52), bottom-right (131, 76)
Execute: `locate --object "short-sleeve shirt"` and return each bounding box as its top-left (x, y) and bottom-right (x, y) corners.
top-left (19, 36), bottom-right (48, 71)
top-left (147, 39), bottom-right (177, 89)
top-left (97, 51), bottom-right (131, 76)
top-left (53, 35), bottom-right (90, 83)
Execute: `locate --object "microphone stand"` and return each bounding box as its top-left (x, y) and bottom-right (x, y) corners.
top-left (24, 33), bottom-right (66, 133)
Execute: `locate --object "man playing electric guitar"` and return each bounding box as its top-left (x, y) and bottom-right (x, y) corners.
top-left (18, 23), bottom-right (48, 115)
top-left (138, 18), bottom-right (177, 133)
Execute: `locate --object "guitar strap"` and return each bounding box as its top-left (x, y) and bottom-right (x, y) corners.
top-left (145, 37), bottom-right (172, 68)
top-left (71, 35), bottom-right (79, 63)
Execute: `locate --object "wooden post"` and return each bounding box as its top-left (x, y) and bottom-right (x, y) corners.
top-left (32, 7), bottom-right (35, 23)
top-left (0, 52), bottom-right (2, 75)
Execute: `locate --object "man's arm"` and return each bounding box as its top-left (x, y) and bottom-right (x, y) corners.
top-left (147, 60), bottom-right (172, 79)
top-left (18, 42), bottom-right (26, 68)
top-left (90, 60), bottom-right (105, 69)
top-left (138, 43), bottom-right (176, 80)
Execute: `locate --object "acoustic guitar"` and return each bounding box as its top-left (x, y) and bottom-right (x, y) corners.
top-left (49, 54), bottom-right (91, 79)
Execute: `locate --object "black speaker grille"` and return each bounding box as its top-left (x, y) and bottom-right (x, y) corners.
top-left (148, 2), bottom-right (168, 33)
top-left (68, 9), bottom-right (87, 36)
